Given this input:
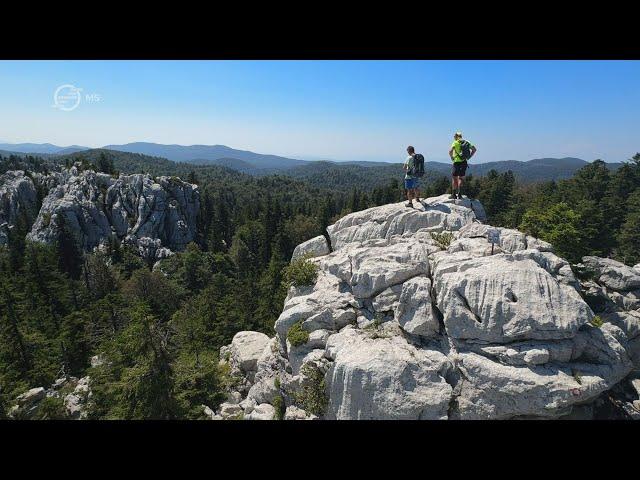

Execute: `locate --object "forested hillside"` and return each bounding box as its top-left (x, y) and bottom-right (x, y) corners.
top-left (1, 150), bottom-right (638, 419)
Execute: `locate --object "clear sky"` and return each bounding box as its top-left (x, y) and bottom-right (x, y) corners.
top-left (0, 60), bottom-right (638, 163)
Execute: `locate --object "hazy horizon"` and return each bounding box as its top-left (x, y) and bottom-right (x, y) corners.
top-left (0, 60), bottom-right (638, 163)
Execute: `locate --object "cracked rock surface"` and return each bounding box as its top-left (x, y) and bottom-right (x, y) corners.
top-left (219, 195), bottom-right (635, 419)
top-left (23, 165), bottom-right (199, 261)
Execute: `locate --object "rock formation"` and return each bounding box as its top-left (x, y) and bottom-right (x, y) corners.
top-left (0, 170), bottom-right (38, 245)
top-left (21, 165), bottom-right (199, 260)
top-left (216, 194), bottom-right (637, 420)
top-left (7, 375), bottom-right (92, 420)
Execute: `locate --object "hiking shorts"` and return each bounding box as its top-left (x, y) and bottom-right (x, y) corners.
top-left (452, 161), bottom-right (468, 177)
top-left (404, 177), bottom-right (418, 189)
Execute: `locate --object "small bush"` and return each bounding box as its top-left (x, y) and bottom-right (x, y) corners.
top-left (293, 364), bottom-right (328, 417)
top-left (33, 396), bottom-right (69, 420)
top-left (572, 369), bottom-right (583, 385)
top-left (287, 321), bottom-right (309, 347)
top-left (272, 394), bottom-right (285, 420)
top-left (590, 315), bottom-right (604, 328)
top-left (430, 231), bottom-right (455, 249)
top-left (283, 255), bottom-right (319, 288)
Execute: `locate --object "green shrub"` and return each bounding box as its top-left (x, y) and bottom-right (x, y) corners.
top-left (33, 396), bottom-right (69, 420)
top-left (590, 315), bottom-right (604, 328)
top-left (287, 321), bottom-right (309, 347)
top-left (293, 364), bottom-right (327, 417)
top-left (430, 231), bottom-right (455, 249)
top-left (272, 394), bottom-right (285, 420)
top-left (572, 369), bottom-right (583, 385)
top-left (283, 255), bottom-right (319, 288)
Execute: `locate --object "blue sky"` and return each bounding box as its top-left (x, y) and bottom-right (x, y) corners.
top-left (0, 60), bottom-right (638, 163)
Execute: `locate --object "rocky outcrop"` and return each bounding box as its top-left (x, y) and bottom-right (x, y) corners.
top-left (7, 376), bottom-right (92, 420)
top-left (218, 195), bottom-right (636, 420)
top-left (0, 170), bottom-right (38, 245)
top-left (25, 166), bottom-right (199, 260)
top-left (291, 235), bottom-right (330, 260)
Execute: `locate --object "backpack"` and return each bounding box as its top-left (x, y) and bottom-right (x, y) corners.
top-left (410, 153), bottom-right (425, 177)
top-left (459, 140), bottom-right (472, 161)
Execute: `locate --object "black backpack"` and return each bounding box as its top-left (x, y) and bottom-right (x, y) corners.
top-left (410, 153), bottom-right (425, 177)
top-left (459, 140), bottom-right (472, 161)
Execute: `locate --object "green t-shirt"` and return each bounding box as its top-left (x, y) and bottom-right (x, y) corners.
top-left (404, 155), bottom-right (415, 179)
top-left (451, 139), bottom-right (474, 163)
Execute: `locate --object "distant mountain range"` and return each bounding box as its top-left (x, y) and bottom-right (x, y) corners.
top-left (0, 143), bottom-right (89, 155)
top-left (101, 142), bottom-right (309, 170)
top-left (0, 142), bottom-right (628, 183)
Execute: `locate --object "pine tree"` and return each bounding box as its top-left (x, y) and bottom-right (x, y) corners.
top-left (56, 214), bottom-right (83, 280)
top-left (617, 190), bottom-right (640, 265)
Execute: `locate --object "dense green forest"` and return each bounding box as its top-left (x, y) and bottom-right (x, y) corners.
top-left (0, 150), bottom-right (638, 419)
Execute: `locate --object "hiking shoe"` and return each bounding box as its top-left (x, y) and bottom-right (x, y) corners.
top-left (448, 194), bottom-right (457, 200)
top-left (405, 202), bottom-right (414, 208)
top-left (457, 193), bottom-right (463, 199)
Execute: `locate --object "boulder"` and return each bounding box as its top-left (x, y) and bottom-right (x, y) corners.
top-left (581, 256), bottom-right (640, 291)
top-left (284, 405), bottom-right (318, 420)
top-left (324, 327), bottom-right (452, 420)
top-left (326, 196), bottom-right (481, 251)
top-left (322, 240), bottom-right (430, 299)
top-left (371, 284), bottom-right (403, 313)
top-left (16, 387), bottom-right (46, 407)
top-left (245, 403), bottom-right (276, 420)
top-left (228, 331), bottom-right (271, 380)
top-left (454, 324), bottom-right (632, 419)
top-left (291, 235), bottom-right (330, 260)
top-left (394, 276), bottom-right (439, 338)
top-left (433, 253), bottom-right (592, 342)
top-left (219, 402), bottom-right (244, 419)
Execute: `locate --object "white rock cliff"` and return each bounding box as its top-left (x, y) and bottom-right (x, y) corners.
top-left (218, 194), bottom-right (636, 420)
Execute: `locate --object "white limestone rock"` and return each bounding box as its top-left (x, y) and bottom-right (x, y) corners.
top-left (581, 256), bottom-right (640, 292)
top-left (326, 196), bottom-right (480, 251)
top-left (16, 387), bottom-right (46, 407)
top-left (394, 276), bottom-right (440, 338)
top-left (26, 168), bottom-right (199, 261)
top-left (324, 327), bottom-right (452, 420)
top-left (291, 235), bottom-right (330, 260)
top-left (322, 240), bottom-right (430, 299)
top-left (228, 331), bottom-right (271, 381)
top-left (454, 324), bottom-right (632, 419)
top-left (372, 284), bottom-right (403, 313)
top-left (284, 405), bottom-right (318, 420)
top-left (245, 403), bottom-right (276, 420)
top-left (0, 170), bottom-right (38, 245)
top-left (433, 253), bottom-right (592, 342)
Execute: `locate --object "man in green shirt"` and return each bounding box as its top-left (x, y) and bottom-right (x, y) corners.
top-left (448, 132), bottom-right (477, 199)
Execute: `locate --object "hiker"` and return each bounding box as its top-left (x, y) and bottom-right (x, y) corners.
top-left (448, 132), bottom-right (476, 199)
top-left (403, 146), bottom-right (425, 208)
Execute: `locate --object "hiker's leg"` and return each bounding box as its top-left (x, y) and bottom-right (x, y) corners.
top-left (458, 176), bottom-right (464, 196)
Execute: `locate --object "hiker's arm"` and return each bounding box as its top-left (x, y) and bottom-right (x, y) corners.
top-left (448, 147), bottom-right (454, 160)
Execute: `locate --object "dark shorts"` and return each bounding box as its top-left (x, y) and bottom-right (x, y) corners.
top-left (452, 161), bottom-right (468, 177)
top-left (404, 177), bottom-right (419, 189)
